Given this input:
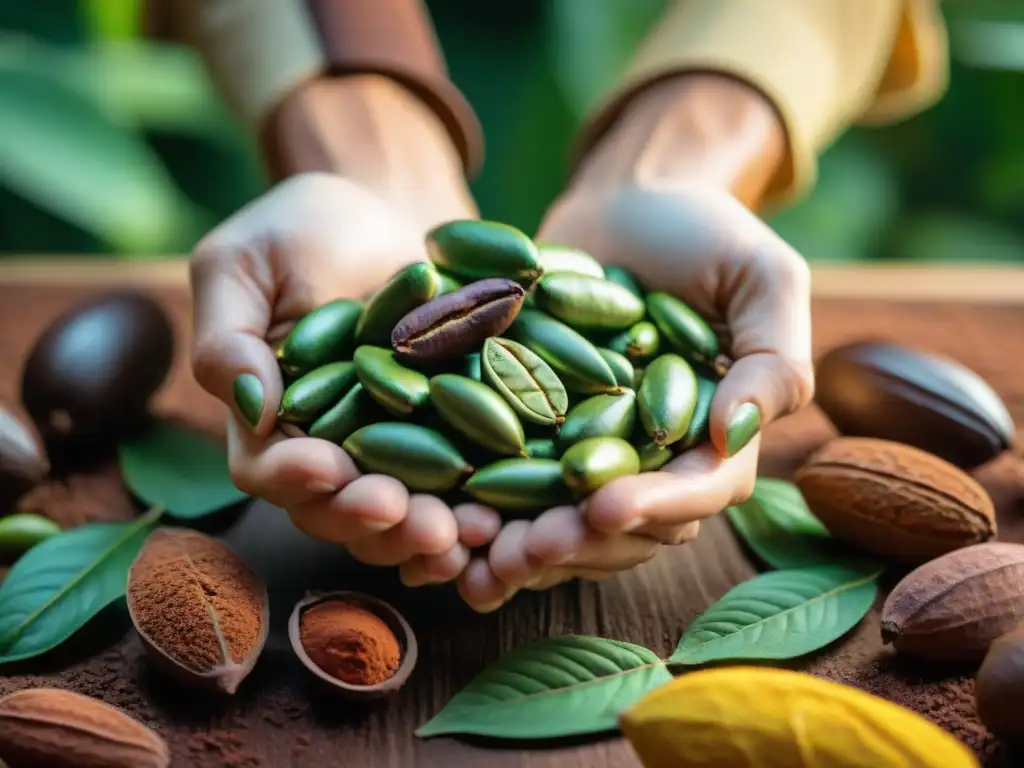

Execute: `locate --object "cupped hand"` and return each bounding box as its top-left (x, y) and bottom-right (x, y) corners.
top-left (190, 171), bottom-right (478, 579)
top-left (456, 181), bottom-right (814, 612)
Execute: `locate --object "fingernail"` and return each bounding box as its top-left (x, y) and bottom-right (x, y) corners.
top-left (475, 600), bottom-right (504, 614)
top-left (726, 402), bottom-right (761, 457)
top-left (306, 480), bottom-right (338, 495)
top-left (233, 374), bottom-right (264, 429)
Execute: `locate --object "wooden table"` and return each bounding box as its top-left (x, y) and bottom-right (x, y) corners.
top-left (0, 259), bottom-right (1022, 768)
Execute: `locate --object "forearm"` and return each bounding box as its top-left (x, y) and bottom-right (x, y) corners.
top-left (262, 74), bottom-right (476, 227)
top-left (570, 74), bottom-right (786, 210)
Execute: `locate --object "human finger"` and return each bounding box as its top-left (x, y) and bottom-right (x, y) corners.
top-left (190, 238), bottom-right (282, 437)
top-left (523, 506), bottom-right (661, 572)
top-left (227, 414), bottom-right (358, 508)
top-left (287, 474), bottom-right (408, 544)
top-left (399, 543), bottom-right (471, 587)
top-left (346, 494), bottom-right (458, 566)
top-left (452, 503), bottom-right (503, 548)
top-left (487, 520), bottom-right (545, 589)
top-left (584, 440), bottom-right (759, 534)
top-left (457, 557), bottom-right (515, 613)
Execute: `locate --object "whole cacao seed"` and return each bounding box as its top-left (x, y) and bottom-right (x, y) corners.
top-left (392, 278), bottom-right (525, 361)
top-left (814, 340), bottom-right (1014, 468)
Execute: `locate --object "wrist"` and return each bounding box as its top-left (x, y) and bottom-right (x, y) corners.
top-left (571, 74), bottom-right (787, 209)
top-left (261, 74), bottom-right (476, 228)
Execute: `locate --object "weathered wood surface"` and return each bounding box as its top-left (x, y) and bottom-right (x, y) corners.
top-left (0, 261), bottom-right (1021, 767)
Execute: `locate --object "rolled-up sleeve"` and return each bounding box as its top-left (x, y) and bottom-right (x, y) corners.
top-left (169, 0), bottom-right (483, 176)
top-left (578, 0), bottom-right (949, 207)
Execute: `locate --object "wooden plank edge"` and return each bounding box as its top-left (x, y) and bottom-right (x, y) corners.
top-left (0, 257), bottom-right (1022, 303)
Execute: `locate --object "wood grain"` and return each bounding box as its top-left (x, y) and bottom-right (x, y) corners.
top-left (0, 269), bottom-right (1020, 766)
top-left (1, 257), bottom-right (1024, 303)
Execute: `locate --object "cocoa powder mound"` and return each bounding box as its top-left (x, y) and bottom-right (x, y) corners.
top-left (127, 530), bottom-right (264, 672)
top-left (299, 600), bottom-right (401, 686)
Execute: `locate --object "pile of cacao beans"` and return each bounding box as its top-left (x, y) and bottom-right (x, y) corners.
top-left (273, 219), bottom-right (725, 513)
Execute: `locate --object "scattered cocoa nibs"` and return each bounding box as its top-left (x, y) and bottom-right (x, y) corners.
top-left (298, 600), bottom-right (401, 686)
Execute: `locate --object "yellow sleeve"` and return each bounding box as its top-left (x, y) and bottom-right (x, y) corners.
top-left (585, 0), bottom-right (949, 207)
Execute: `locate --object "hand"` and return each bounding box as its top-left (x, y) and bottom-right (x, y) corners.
top-left (455, 75), bottom-right (815, 611)
top-left (189, 76), bottom-right (480, 579)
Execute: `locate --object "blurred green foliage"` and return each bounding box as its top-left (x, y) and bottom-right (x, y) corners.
top-left (0, 0), bottom-right (1022, 263)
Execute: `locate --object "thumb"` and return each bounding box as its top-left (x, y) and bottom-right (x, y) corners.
top-left (189, 245), bottom-right (282, 438)
top-left (709, 241), bottom-right (815, 458)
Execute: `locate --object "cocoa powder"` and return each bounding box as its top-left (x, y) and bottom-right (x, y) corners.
top-left (127, 530), bottom-right (263, 673)
top-left (299, 600), bottom-right (401, 686)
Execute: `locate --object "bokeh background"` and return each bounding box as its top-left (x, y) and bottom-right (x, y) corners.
top-left (0, 0), bottom-right (1022, 263)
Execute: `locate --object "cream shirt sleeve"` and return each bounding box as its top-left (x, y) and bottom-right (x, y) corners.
top-left (588, 0), bottom-right (949, 207)
top-left (170, 0), bottom-right (326, 137)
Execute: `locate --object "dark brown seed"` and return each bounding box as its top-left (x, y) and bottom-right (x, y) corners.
top-left (391, 278), bottom-right (525, 361)
top-left (814, 340), bottom-right (1014, 469)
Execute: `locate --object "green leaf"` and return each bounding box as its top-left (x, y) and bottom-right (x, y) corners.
top-left (416, 636), bottom-right (673, 740)
top-left (725, 478), bottom-right (839, 570)
top-left (118, 421), bottom-right (249, 519)
top-left (0, 506), bottom-right (163, 663)
top-left (668, 564), bottom-right (881, 667)
top-left (0, 43), bottom-right (202, 253)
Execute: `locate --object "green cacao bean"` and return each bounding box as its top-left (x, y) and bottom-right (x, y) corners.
top-left (638, 354), bottom-right (698, 445)
top-left (353, 346), bottom-right (430, 416)
top-left (463, 458), bottom-right (571, 510)
top-left (355, 262), bottom-right (442, 345)
top-left (507, 309), bottom-right (620, 395)
top-left (436, 271), bottom-right (462, 295)
top-left (645, 292), bottom-right (719, 364)
top-left (308, 382), bottom-right (376, 445)
top-left (636, 441), bottom-right (673, 472)
top-left (534, 273), bottom-right (645, 331)
top-left (602, 265), bottom-right (643, 298)
top-left (535, 243), bottom-right (605, 279)
top-left (561, 437), bottom-right (640, 495)
top-left (679, 375), bottom-right (717, 450)
top-left (558, 391), bottom-right (637, 449)
top-left (525, 438), bottom-right (560, 460)
top-left (632, 367), bottom-right (645, 390)
top-left (463, 352), bottom-right (483, 381)
top-left (343, 423), bottom-right (472, 492)
top-left (606, 321), bottom-right (661, 364)
top-left (276, 299), bottom-right (362, 378)
top-left (481, 337), bottom-right (568, 426)
top-left (278, 362), bottom-right (358, 424)
top-left (430, 374), bottom-right (527, 456)
top-left (0, 512), bottom-right (61, 561)
top-left (597, 348), bottom-right (634, 389)
top-left (426, 219), bottom-right (541, 285)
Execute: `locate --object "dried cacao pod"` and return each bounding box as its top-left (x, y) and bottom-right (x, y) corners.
top-left (794, 437), bottom-right (995, 565)
top-left (882, 542), bottom-right (1024, 663)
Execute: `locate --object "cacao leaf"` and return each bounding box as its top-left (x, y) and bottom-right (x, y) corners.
top-left (118, 421), bottom-right (248, 519)
top-left (726, 478), bottom-right (840, 570)
top-left (0, 506), bottom-right (164, 663)
top-left (668, 564), bottom-right (882, 667)
top-left (416, 635), bottom-right (672, 739)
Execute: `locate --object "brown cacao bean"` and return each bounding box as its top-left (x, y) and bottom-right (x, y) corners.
top-left (391, 278), bottom-right (525, 361)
